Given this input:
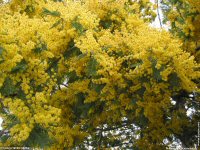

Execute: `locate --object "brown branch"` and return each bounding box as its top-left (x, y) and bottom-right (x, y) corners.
top-left (0, 130), bottom-right (5, 137)
top-left (156, 0), bottom-right (163, 28)
top-left (96, 124), bottom-right (128, 132)
top-left (98, 126), bottom-right (103, 150)
top-left (0, 129), bottom-right (7, 138)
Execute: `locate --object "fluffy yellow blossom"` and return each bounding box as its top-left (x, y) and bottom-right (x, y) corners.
top-left (0, 0), bottom-right (199, 149)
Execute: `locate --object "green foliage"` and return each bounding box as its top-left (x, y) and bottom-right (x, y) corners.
top-left (130, 61), bottom-right (143, 69)
top-left (47, 58), bottom-right (60, 75)
top-left (24, 125), bottom-right (53, 148)
top-left (168, 73), bottom-right (180, 89)
top-left (33, 43), bottom-right (47, 54)
top-left (89, 82), bottom-right (105, 94)
top-left (71, 18), bottom-right (85, 35)
top-left (0, 78), bottom-right (17, 97)
top-left (73, 93), bottom-right (92, 119)
top-left (0, 46), bottom-right (4, 63)
top-left (66, 71), bottom-right (79, 84)
top-left (24, 5), bottom-right (35, 14)
top-left (100, 20), bottom-right (112, 29)
top-left (11, 59), bottom-right (28, 73)
top-left (6, 114), bottom-right (20, 129)
top-left (64, 41), bottom-right (82, 59)
top-left (86, 57), bottom-right (98, 77)
top-left (50, 18), bottom-right (63, 29)
top-left (42, 7), bottom-right (61, 17)
top-left (0, 134), bottom-right (9, 144)
top-left (0, 0), bottom-right (199, 149)
top-left (150, 58), bottom-right (165, 82)
top-left (0, 46), bottom-right (3, 56)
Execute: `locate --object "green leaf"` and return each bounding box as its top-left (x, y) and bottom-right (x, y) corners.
top-left (24, 5), bottom-right (35, 14)
top-left (152, 67), bottom-right (163, 82)
top-left (0, 46), bottom-right (5, 63)
top-left (6, 114), bottom-right (20, 129)
top-left (136, 86), bottom-right (146, 97)
top-left (11, 59), bottom-right (28, 73)
top-left (0, 46), bottom-right (4, 56)
top-left (73, 93), bottom-right (91, 119)
top-left (63, 41), bottom-right (82, 59)
top-left (24, 124), bottom-right (53, 148)
top-left (168, 73), bottom-right (180, 89)
top-left (86, 57), bottom-right (98, 77)
top-left (71, 19), bottom-right (85, 34)
top-left (90, 82), bottom-right (105, 94)
top-left (131, 98), bottom-right (137, 105)
top-left (0, 78), bottom-right (17, 97)
top-left (66, 71), bottom-right (79, 84)
top-left (162, 18), bottom-right (168, 24)
top-left (50, 19), bottom-right (62, 29)
top-left (77, 53), bottom-right (86, 60)
top-left (33, 43), bottom-right (47, 54)
top-left (177, 17), bottom-right (185, 24)
top-left (135, 109), bottom-right (148, 128)
top-left (130, 61), bottom-right (143, 69)
top-left (42, 8), bottom-right (61, 17)
top-left (64, 47), bottom-right (81, 59)
top-left (47, 58), bottom-right (59, 75)
top-left (100, 20), bottom-right (112, 29)
top-left (0, 135), bottom-right (9, 143)
top-left (16, 87), bottom-right (27, 100)
top-left (102, 46), bottom-right (109, 52)
top-left (150, 58), bottom-right (165, 82)
top-left (171, 0), bottom-right (178, 4)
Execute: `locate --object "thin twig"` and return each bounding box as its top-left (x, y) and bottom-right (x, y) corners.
top-left (0, 130), bottom-right (5, 137)
top-left (0, 128), bottom-right (9, 137)
top-left (98, 126), bottom-right (103, 149)
top-left (156, 0), bottom-right (163, 28)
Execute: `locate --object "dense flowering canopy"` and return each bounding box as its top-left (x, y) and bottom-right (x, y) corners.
top-left (161, 0), bottom-right (200, 62)
top-left (0, 0), bottom-right (199, 149)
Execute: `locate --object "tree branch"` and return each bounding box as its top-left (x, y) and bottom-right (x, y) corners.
top-left (156, 0), bottom-right (163, 28)
top-left (98, 126), bottom-right (103, 149)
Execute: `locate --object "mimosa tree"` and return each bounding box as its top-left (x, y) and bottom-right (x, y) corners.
top-left (0, 0), bottom-right (199, 149)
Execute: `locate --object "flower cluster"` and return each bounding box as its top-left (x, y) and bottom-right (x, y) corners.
top-left (0, 0), bottom-right (199, 149)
